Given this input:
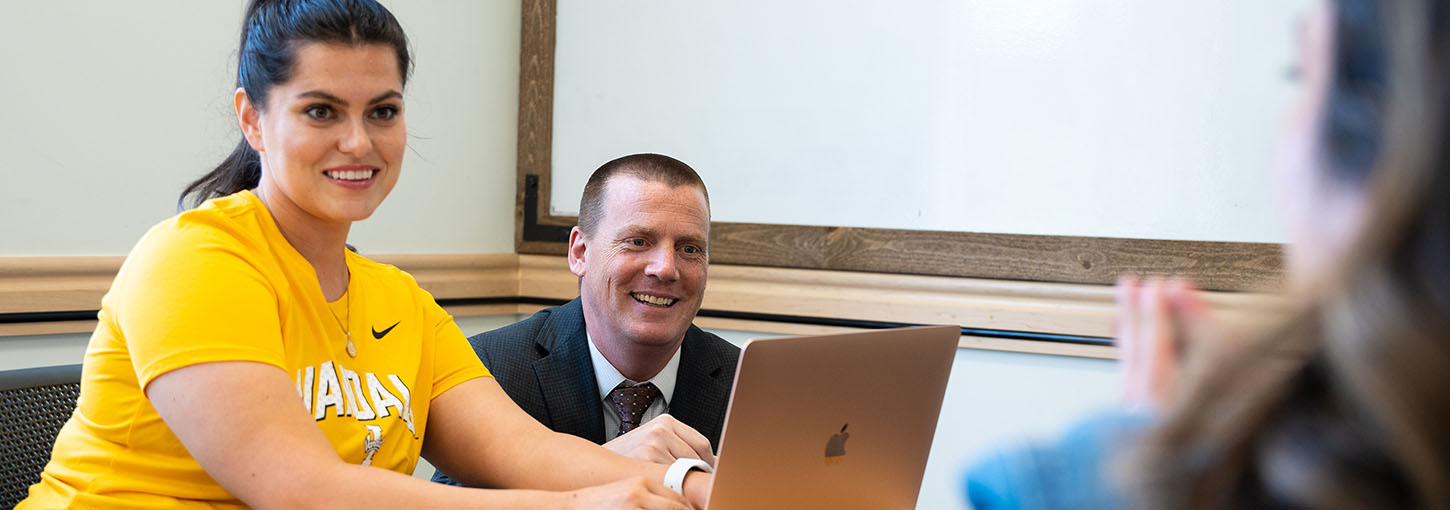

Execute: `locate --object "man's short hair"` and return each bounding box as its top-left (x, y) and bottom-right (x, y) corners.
top-left (577, 153), bottom-right (711, 235)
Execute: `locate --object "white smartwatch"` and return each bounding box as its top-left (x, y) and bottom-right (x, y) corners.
top-left (663, 457), bottom-right (713, 495)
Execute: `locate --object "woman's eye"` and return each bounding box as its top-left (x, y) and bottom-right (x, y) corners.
top-left (305, 105), bottom-right (334, 121)
top-left (371, 106), bottom-right (399, 121)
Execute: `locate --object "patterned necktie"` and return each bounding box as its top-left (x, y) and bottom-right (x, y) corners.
top-left (609, 382), bottom-right (661, 436)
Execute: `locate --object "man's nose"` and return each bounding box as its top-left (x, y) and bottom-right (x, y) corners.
top-left (644, 246), bottom-right (679, 281)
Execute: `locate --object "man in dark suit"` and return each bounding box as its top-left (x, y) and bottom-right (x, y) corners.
top-left (433, 154), bottom-right (739, 486)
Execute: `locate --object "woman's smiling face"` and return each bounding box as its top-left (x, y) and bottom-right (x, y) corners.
top-left (1276, 1), bottom-right (1354, 288)
top-left (241, 42), bottom-right (405, 226)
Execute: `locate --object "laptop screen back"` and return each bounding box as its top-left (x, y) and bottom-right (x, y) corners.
top-left (706, 325), bottom-right (958, 510)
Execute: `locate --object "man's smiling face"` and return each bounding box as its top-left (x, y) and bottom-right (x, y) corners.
top-left (569, 174), bottom-right (710, 356)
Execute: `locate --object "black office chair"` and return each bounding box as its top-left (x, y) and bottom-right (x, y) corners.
top-left (0, 364), bottom-right (82, 509)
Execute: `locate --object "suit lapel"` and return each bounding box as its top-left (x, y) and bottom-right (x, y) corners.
top-left (671, 327), bottom-right (734, 451)
top-left (532, 299), bottom-right (607, 444)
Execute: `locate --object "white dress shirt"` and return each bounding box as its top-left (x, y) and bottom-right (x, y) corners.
top-left (587, 332), bottom-right (682, 439)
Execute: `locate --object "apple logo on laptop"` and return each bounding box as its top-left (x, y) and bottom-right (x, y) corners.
top-left (824, 423), bottom-right (849, 464)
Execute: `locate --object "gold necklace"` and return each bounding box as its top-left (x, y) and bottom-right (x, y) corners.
top-left (327, 286), bottom-right (357, 358)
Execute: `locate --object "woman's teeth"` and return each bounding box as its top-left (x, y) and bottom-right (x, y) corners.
top-left (326, 169), bottom-right (375, 181)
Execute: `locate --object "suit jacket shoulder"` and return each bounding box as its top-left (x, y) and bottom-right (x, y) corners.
top-left (467, 299), bottom-right (607, 443)
top-left (673, 325), bottom-right (740, 451)
top-left (435, 300), bottom-right (605, 487)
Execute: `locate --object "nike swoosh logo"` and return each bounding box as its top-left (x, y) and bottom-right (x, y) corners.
top-left (372, 321), bottom-right (400, 340)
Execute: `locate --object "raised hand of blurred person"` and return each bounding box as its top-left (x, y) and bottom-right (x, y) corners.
top-left (604, 414), bottom-right (718, 467)
top-left (1116, 276), bottom-right (1237, 411)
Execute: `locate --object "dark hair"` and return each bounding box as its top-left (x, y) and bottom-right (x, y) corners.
top-left (1322, 0), bottom-right (1387, 182)
top-left (1130, 0), bottom-right (1450, 507)
top-left (576, 153), bottom-right (711, 235)
top-left (178, 0), bottom-right (412, 209)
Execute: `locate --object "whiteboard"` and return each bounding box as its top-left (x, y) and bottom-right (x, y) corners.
top-left (549, 0), bottom-right (1308, 243)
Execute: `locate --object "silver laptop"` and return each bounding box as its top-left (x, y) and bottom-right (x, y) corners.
top-left (706, 325), bottom-right (959, 510)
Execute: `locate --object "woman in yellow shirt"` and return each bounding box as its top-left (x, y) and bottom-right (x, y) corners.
top-left (20, 1), bottom-right (709, 508)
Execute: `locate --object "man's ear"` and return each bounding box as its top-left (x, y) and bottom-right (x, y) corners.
top-left (236, 88), bottom-right (265, 152)
top-left (567, 227), bottom-right (588, 277)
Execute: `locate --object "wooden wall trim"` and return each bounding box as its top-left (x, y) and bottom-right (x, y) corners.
top-left (0, 254), bottom-right (523, 337)
top-left (0, 320), bottom-right (99, 337)
top-left (370, 253), bottom-right (521, 300)
top-left (0, 256), bottom-right (124, 315)
top-left (706, 223), bottom-right (1282, 292)
top-left (517, 255), bottom-right (1279, 339)
top-left (2, 254), bottom-right (1279, 359)
top-left (687, 317), bottom-right (1117, 359)
top-left (0, 254), bottom-right (522, 314)
top-left (515, 0), bottom-right (560, 253)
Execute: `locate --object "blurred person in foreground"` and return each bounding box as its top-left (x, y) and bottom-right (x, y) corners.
top-left (967, 0), bottom-right (1450, 507)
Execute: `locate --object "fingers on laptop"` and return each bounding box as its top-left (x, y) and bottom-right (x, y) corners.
top-left (563, 476), bottom-right (691, 510)
top-left (671, 416), bottom-right (718, 466)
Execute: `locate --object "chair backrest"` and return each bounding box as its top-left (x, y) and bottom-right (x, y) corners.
top-left (0, 364), bottom-right (82, 509)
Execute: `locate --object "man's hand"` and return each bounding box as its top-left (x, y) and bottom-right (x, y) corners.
top-left (604, 414), bottom-right (718, 466)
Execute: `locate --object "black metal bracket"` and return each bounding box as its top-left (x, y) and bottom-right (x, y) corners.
top-left (0, 311), bottom-right (98, 324)
top-left (522, 174), bottom-right (572, 243)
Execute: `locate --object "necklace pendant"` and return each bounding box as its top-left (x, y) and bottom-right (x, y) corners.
top-left (346, 335), bottom-right (358, 358)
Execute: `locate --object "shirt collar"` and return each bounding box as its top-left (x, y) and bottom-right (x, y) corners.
top-left (587, 331), bottom-right (681, 405)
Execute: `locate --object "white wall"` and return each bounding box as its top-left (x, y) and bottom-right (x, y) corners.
top-left (550, 0), bottom-right (1310, 243)
top-left (0, 1), bottom-right (520, 256)
top-left (0, 333), bottom-right (93, 372)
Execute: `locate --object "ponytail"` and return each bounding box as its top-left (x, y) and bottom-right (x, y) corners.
top-left (178, 139), bottom-right (262, 210)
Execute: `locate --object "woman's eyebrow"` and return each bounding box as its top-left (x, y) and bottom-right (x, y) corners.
top-left (295, 89), bottom-right (402, 105)
top-left (297, 90), bottom-right (344, 104)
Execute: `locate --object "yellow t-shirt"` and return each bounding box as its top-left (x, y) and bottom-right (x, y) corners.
top-left (20, 191), bottom-right (491, 509)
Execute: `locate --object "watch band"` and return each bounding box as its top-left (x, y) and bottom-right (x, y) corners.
top-left (663, 457), bottom-right (713, 495)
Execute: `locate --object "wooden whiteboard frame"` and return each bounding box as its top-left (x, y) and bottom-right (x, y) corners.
top-left (513, 0), bottom-right (1282, 292)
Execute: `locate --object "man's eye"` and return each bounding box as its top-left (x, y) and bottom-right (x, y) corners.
top-left (629, 239), bottom-right (646, 247)
top-left (305, 105), bottom-right (334, 120)
top-left (682, 245), bottom-right (699, 254)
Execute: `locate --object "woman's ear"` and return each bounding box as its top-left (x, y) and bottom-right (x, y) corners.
top-left (236, 88), bottom-right (265, 152)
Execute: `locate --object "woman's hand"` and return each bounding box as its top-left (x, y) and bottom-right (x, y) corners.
top-left (1116, 275), bottom-right (1232, 411)
top-left (682, 471), bottom-right (712, 509)
top-left (558, 476), bottom-right (693, 510)
top-left (424, 377), bottom-right (712, 508)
